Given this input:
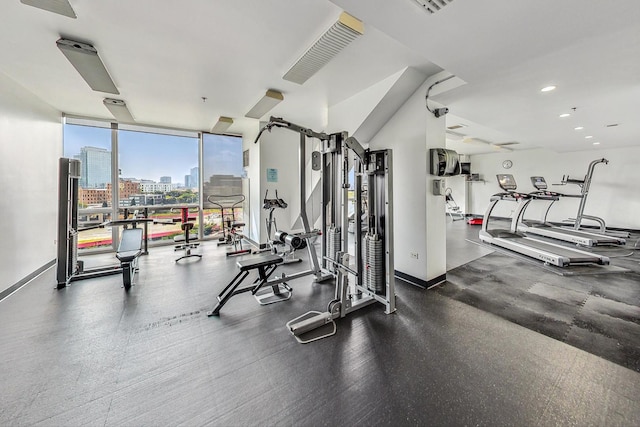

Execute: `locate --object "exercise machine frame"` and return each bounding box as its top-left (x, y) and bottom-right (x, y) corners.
top-left (207, 194), bottom-right (251, 257)
top-left (555, 158), bottom-right (628, 237)
top-left (56, 158), bottom-right (151, 289)
top-left (155, 206), bottom-right (203, 261)
top-left (260, 117), bottom-right (395, 342)
top-left (208, 117), bottom-right (395, 343)
top-left (479, 174), bottom-right (609, 267)
top-left (516, 176), bottom-right (625, 246)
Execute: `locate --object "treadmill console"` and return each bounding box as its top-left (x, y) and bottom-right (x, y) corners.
top-left (496, 174), bottom-right (517, 191)
top-left (530, 176), bottom-right (547, 190)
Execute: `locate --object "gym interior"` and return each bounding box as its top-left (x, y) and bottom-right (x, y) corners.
top-left (1, 1), bottom-right (639, 426)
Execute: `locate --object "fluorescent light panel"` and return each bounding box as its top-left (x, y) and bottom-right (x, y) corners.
top-left (57, 38), bottom-right (119, 94)
top-left (283, 12), bottom-right (364, 85)
top-left (21, 0), bottom-right (76, 18)
top-left (211, 116), bottom-right (234, 133)
top-left (103, 98), bottom-right (134, 122)
top-left (245, 90), bottom-right (284, 119)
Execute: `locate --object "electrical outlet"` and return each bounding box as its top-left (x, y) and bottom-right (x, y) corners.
top-left (410, 252), bottom-right (419, 259)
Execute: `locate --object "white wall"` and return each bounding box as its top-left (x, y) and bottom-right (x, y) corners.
top-left (425, 106), bottom-right (447, 283)
top-left (446, 175), bottom-right (468, 215)
top-left (243, 123), bottom-right (260, 244)
top-left (368, 74), bottom-right (447, 284)
top-left (0, 72), bottom-right (62, 294)
top-left (468, 147), bottom-right (640, 230)
top-left (257, 126), bottom-right (300, 242)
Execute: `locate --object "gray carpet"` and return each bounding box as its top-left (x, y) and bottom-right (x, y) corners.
top-left (437, 252), bottom-right (640, 372)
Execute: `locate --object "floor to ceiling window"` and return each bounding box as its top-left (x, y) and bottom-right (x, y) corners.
top-left (62, 118), bottom-right (244, 252)
top-left (63, 120), bottom-right (113, 250)
top-left (202, 133), bottom-right (245, 240)
top-left (118, 125), bottom-right (199, 245)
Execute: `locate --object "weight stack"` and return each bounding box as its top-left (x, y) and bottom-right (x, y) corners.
top-left (327, 226), bottom-right (341, 272)
top-left (364, 233), bottom-right (384, 293)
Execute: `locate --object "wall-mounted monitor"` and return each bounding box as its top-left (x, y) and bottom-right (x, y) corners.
top-left (460, 162), bottom-right (471, 175)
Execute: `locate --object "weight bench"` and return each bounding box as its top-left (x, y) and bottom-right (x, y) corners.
top-left (115, 227), bottom-right (143, 290)
top-left (207, 254), bottom-right (290, 316)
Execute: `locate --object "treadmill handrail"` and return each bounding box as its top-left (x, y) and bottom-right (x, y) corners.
top-left (481, 180), bottom-right (611, 266)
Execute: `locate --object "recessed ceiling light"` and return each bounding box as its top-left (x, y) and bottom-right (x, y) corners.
top-left (593, 142), bottom-right (600, 145)
top-left (574, 126), bottom-right (584, 130)
top-left (541, 85), bottom-right (556, 92)
top-left (559, 113), bottom-right (570, 118)
top-left (585, 135), bottom-right (593, 139)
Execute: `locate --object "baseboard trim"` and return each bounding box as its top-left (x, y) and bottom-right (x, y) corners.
top-left (394, 270), bottom-right (446, 290)
top-left (0, 259), bottom-right (55, 303)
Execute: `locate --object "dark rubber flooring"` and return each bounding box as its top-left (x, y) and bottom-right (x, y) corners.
top-left (1, 238), bottom-right (639, 425)
top-left (438, 229), bottom-right (640, 372)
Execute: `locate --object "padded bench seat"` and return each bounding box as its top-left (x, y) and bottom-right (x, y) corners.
top-left (237, 254), bottom-right (283, 271)
top-left (116, 228), bottom-right (143, 262)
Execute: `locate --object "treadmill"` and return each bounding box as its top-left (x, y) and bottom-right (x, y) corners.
top-left (478, 174), bottom-right (609, 267)
top-left (516, 177), bottom-right (625, 246)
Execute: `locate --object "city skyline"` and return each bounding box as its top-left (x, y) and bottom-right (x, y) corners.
top-left (63, 124), bottom-right (244, 185)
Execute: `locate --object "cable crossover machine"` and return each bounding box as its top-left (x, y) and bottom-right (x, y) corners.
top-left (207, 117), bottom-right (395, 343)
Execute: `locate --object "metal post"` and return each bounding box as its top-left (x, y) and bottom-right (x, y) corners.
top-left (111, 122), bottom-right (120, 249)
top-left (383, 150), bottom-right (396, 314)
top-left (341, 142), bottom-right (349, 262)
top-left (355, 158), bottom-right (363, 287)
top-left (298, 133), bottom-right (323, 279)
top-left (198, 132), bottom-right (205, 240)
top-left (299, 132), bottom-right (310, 232)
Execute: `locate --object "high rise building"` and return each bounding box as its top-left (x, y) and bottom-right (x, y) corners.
top-left (189, 167), bottom-right (199, 189)
top-left (204, 174), bottom-right (243, 199)
top-left (76, 146), bottom-right (111, 189)
top-left (160, 176), bottom-right (171, 183)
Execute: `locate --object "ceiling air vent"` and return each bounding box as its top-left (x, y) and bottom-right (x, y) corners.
top-left (283, 12), bottom-right (364, 85)
top-left (412, 0), bottom-right (454, 14)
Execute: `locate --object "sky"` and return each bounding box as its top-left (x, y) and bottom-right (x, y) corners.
top-left (63, 124), bottom-right (244, 185)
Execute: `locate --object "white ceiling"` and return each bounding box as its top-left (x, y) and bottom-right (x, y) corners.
top-left (2, 0), bottom-right (639, 155)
